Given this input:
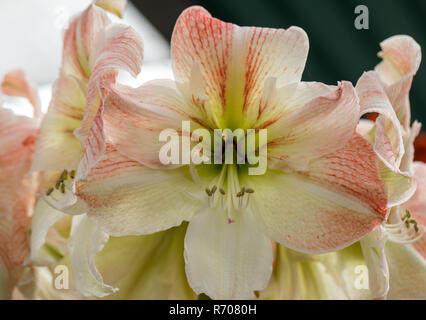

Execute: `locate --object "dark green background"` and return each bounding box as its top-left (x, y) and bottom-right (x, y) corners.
top-left (133, 0), bottom-right (426, 129)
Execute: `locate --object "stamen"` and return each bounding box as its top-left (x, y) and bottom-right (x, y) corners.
top-left (219, 188), bottom-right (225, 209)
top-left (205, 187), bottom-right (211, 207)
top-left (211, 185), bottom-right (217, 204)
top-left (70, 170), bottom-right (76, 179)
top-left (245, 188), bottom-right (254, 209)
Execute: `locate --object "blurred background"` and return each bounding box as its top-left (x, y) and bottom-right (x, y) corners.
top-left (1, 0), bottom-right (425, 129)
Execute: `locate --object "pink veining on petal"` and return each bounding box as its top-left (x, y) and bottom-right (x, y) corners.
top-left (0, 105), bottom-right (38, 297)
top-left (1, 70), bottom-right (41, 119)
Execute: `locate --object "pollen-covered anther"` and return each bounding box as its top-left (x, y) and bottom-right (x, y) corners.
top-left (47, 169), bottom-right (76, 196)
top-left (59, 169), bottom-right (68, 181)
top-left (205, 185), bottom-right (218, 208)
top-left (46, 187), bottom-right (54, 196)
top-left (211, 185), bottom-right (217, 194)
top-left (401, 210), bottom-right (411, 221)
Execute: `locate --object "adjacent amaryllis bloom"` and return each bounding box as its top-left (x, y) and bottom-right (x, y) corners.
top-left (75, 6), bottom-right (391, 299)
top-left (29, 0), bottom-right (144, 297)
top-left (0, 70), bottom-right (39, 299)
top-left (355, 35), bottom-right (426, 299)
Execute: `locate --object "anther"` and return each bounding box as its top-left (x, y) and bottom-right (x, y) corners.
top-left (401, 210), bottom-right (411, 221)
top-left (211, 185), bottom-right (217, 194)
top-left (205, 188), bottom-right (211, 196)
top-left (409, 219), bottom-right (419, 233)
top-left (55, 180), bottom-right (61, 189)
top-left (70, 170), bottom-right (76, 179)
top-left (46, 187), bottom-right (54, 196)
top-left (245, 188), bottom-right (254, 194)
top-left (59, 169), bottom-right (68, 181)
top-left (60, 182), bottom-right (65, 194)
top-left (219, 188), bottom-right (225, 195)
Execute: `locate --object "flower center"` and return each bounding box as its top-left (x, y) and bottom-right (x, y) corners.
top-left (189, 162), bottom-right (255, 224)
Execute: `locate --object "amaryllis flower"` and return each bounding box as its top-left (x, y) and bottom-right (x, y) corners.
top-left (0, 70), bottom-right (39, 299)
top-left (75, 6), bottom-right (393, 299)
top-left (355, 35), bottom-right (425, 299)
top-left (29, 0), bottom-right (143, 297)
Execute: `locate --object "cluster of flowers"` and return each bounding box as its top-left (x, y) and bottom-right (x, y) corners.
top-left (0, 0), bottom-right (424, 300)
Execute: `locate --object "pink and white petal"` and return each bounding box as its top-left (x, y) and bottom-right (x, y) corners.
top-left (378, 160), bottom-right (416, 208)
top-left (94, 0), bottom-right (127, 18)
top-left (360, 226), bottom-right (389, 299)
top-left (267, 81), bottom-right (360, 171)
top-left (31, 75), bottom-right (86, 172)
top-left (76, 144), bottom-right (202, 236)
top-left (401, 121), bottom-right (421, 175)
top-left (376, 35), bottom-right (421, 128)
top-left (385, 241), bottom-right (426, 299)
top-left (9, 177), bottom-right (37, 266)
top-left (356, 119), bottom-right (375, 136)
top-left (0, 108), bottom-right (37, 298)
top-left (407, 162), bottom-right (426, 259)
top-left (0, 213), bottom-right (22, 299)
top-left (262, 81), bottom-right (335, 131)
top-left (30, 198), bottom-right (67, 265)
top-left (408, 162), bottom-right (426, 225)
top-left (61, 5), bottom-right (110, 79)
top-left (376, 35), bottom-right (421, 86)
top-left (77, 105), bottom-right (106, 181)
top-left (171, 6), bottom-right (308, 118)
top-left (2, 70), bottom-right (41, 119)
top-left (250, 134), bottom-right (387, 253)
top-left (68, 214), bottom-right (118, 297)
top-left (101, 80), bottom-right (202, 168)
top-left (184, 209), bottom-right (273, 299)
top-left (75, 24), bottom-right (143, 145)
top-left (0, 108), bottom-right (37, 167)
top-left (356, 71), bottom-right (404, 172)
